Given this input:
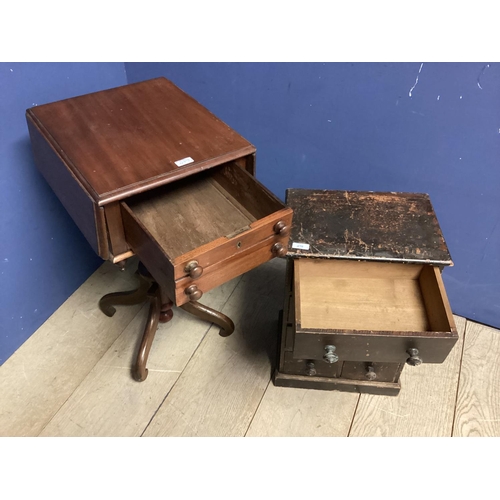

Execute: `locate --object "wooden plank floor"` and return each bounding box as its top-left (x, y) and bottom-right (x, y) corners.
top-left (1, 259), bottom-right (499, 437)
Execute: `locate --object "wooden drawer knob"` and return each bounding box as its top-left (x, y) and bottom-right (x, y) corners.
top-left (271, 242), bottom-right (287, 257)
top-left (185, 285), bottom-right (203, 301)
top-left (305, 361), bottom-right (317, 376)
top-left (274, 221), bottom-right (289, 235)
top-left (406, 348), bottom-right (423, 366)
top-left (185, 260), bottom-right (203, 279)
top-left (365, 365), bottom-right (377, 381)
top-left (323, 345), bottom-right (339, 364)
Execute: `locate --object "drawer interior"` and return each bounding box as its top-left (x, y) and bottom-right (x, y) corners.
top-left (123, 162), bottom-right (284, 260)
top-left (295, 259), bottom-right (454, 334)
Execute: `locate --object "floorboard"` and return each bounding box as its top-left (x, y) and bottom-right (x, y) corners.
top-left (142, 259), bottom-right (286, 437)
top-left (0, 261), bottom-right (141, 437)
top-left (2, 258), bottom-right (499, 438)
top-left (39, 277), bottom-right (240, 437)
top-left (453, 320), bottom-right (500, 437)
top-left (349, 315), bottom-right (466, 437)
top-left (246, 384), bottom-right (359, 437)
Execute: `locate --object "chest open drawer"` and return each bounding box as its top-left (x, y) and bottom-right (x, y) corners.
top-left (121, 162), bottom-right (292, 306)
top-left (292, 259), bottom-right (458, 364)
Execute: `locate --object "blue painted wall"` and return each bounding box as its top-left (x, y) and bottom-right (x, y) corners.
top-left (0, 63), bottom-right (127, 364)
top-left (126, 63), bottom-right (500, 328)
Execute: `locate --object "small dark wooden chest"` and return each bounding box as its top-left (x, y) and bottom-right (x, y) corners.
top-left (274, 189), bottom-right (458, 396)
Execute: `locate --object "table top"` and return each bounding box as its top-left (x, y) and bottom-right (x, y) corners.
top-left (285, 189), bottom-right (453, 265)
top-left (27, 77), bottom-right (255, 205)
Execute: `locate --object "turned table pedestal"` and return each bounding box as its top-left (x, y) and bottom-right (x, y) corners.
top-left (98, 262), bottom-right (234, 381)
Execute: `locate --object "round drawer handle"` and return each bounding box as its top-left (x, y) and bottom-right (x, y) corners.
top-left (406, 348), bottom-right (423, 366)
top-left (185, 284), bottom-right (203, 301)
top-left (185, 260), bottom-right (203, 279)
top-left (323, 345), bottom-right (339, 364)
top-left (271, 242), bottom-right (287, 257)
top-left (305, 361), bottom-right (317, 377)
top-left (273, 221), bottom-right (289, 235)
top-left (365, 365), bottom-right (377, 381)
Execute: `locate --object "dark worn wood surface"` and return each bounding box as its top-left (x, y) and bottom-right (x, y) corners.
top-left (27, 77), bottom-right (255, 205)
top-left (273, 370), bottom-right (401, 396)
top-left (281, 350), bottom-right (342, 378)
top-left (285, 189), bottom-right (452, 265)
top-left (340, 361), bottom-right (403, 383)
top-left (293, 329), bottom-right (458, 364)
top-left (126, 171), bottom-right (255, 260)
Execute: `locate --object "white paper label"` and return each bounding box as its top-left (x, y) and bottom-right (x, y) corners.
top-left (174, 156), bottom-right (194, 167)
top-left (291, 242), bottom-right (310, 250)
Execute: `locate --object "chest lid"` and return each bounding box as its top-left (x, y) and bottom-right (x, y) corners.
top-left (286, 189), bottom-right (452, 266)
top-left (26, 77), bottom-right (255, 205)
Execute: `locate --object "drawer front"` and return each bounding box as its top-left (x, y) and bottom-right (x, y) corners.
top-left (340, 361), bottom-right (403, 383)
top-left (173, 232), bottom-right (288, 306)
top-left (281, 351), bottom-right (342, 378)
top-left (173, 208), bottom-right (292, 281)
top-left (293, 331), bottom-right (458, 364)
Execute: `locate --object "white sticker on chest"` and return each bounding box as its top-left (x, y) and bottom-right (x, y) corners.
top-left (291, 242), bottom-right (310, 250)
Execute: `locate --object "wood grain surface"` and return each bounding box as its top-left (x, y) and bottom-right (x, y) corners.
top-left (349, 315), bottom-right (466, 436)
top-left (26, 115), bottom-right (103, 256)
top-left (291, 258), bottom-right (458, 364)
top-left (419, 265), bottom-right (456, 332)
top-left (0, 261), bottom-right (142, 436)
top-left (296, 260), bottom-right (430, 332)
top-left (126, 173), bottom-right (254, 259)
top-left (39, 278), bottom-right (241, 437)
top-left (104, 202), bottom-right (129, 257)
top-left (453, 320), bottom-right (500, 436)
top-left (1, 261), bottom-right (498, 437)
top-left (246, 384), bottom-right (359, 436)
top-left (27, 77), bottom-right (255, 204)
top-left (142, 259), bottom-right (286, 437)
top-left (0, 259), bottom-right (500, 438)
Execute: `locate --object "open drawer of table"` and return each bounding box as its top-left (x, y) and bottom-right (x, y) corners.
top-left (292, 259), bottom-right (458, 364)
top-left (121, 162), bottom-right (292, 306)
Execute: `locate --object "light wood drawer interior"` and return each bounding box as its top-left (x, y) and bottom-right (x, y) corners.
top-left (293, 259), bottom-right (458, 363)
